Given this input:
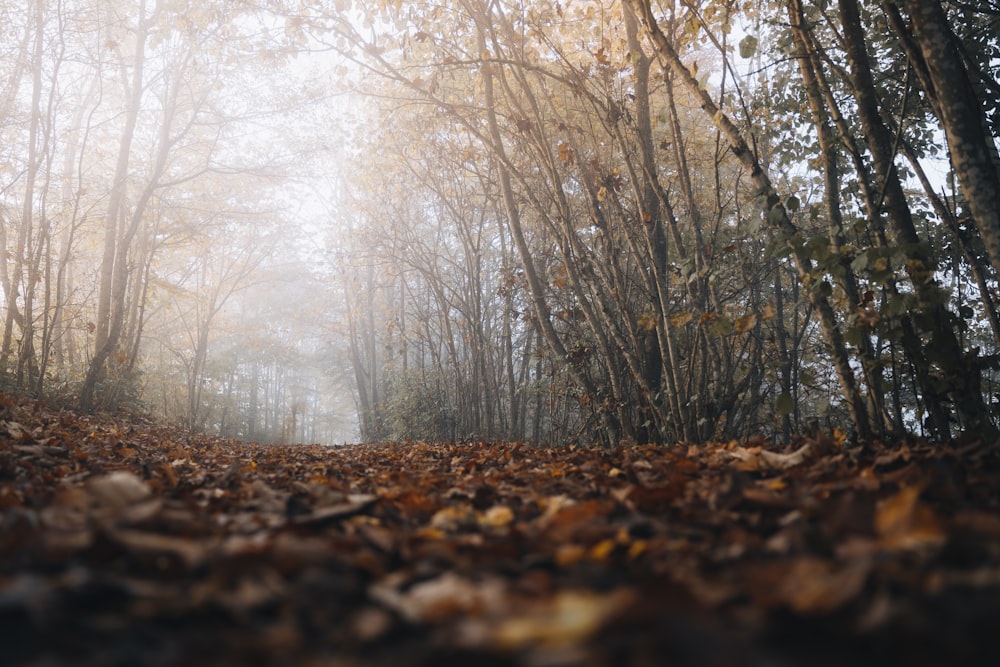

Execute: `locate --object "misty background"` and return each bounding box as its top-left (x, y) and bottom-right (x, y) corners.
top-left (1, 0), bottom-right (998, 446)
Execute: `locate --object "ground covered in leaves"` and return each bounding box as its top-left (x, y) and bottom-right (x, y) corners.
top-left (2, 393), bottom-right (1000, 666)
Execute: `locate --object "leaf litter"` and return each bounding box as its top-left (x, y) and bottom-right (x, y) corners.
top-left (1, 392), bottom-right (999, 666)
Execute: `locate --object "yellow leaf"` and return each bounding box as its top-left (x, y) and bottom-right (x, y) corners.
top-left (429, 506), bottom-right (476, 532)
top-left (669, 311), bottom-right (693, 327)
top-left (479, 505), bottom-right (514, 528)
top-left (596, 186), bottom-right (608, 202)
top-left (637, 312), bottom-right (658, 331)
top-left (415, 526), bottom-right (446, 540)
top-left (761, 477), bottom-right (787, 491)
top-left (494, 590), bottom-right (633, 649)
top-left (876, 486), bottom-right (946, 550)
top-left (589, 538), bottom-right (617, 561)
top-left (627, 539), bottom-right (648, 559)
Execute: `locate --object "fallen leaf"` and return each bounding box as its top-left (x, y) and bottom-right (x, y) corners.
top-left (493, 589), bottom-right (634, 649)
top-left (747, 557), bottom-right (870, 614)
top-left (759, 443), bottom-right (812, 469)
top-left (429, 505), bottom-right (478, 532)
top-left (292, 494), bottom-right (377, 527)
top-left (555, 543), bottom-right (587, 567)
top-left (3, 420), bottom-right (28, 440)
top-left (88, 471), bottom-right (152, 510)
top-left (371, 572), bottom-right (506, 623)
top-left (108, 529), bottom-right (213, 569)
top-left (479, 505), bottom-right (515, 528)
top-left (875, 486), bottom-right (945, 550)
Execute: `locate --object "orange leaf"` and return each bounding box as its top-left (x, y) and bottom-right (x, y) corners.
top-left (875, 486), bottom-right (946, 550)
top-left (734, 312), bottom-right (758, 334)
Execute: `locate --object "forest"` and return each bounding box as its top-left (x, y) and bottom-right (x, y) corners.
top-left (2, 0), bottom-right (1000, 447)
top-left (3, 2), bottom-right (1000, 665)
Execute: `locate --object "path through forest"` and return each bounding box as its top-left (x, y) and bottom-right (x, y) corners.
top-left (1, 392), bottom-right (999, 666)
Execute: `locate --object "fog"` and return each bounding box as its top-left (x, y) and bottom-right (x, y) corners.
top-left (0, 0), bottom-right (362, 443)
top-left (2, 0), bottom-right (998, 445)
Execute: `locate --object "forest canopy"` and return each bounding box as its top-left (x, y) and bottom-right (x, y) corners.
top-left (1, 0), bottom-right (999, 446)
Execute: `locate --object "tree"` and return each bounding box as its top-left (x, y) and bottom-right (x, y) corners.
top-left (894, 1), bottom-right (1000, 283)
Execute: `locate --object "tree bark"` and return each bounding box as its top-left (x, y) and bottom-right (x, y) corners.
top-left (897, 0), bottom-right (1000, 283)
top-left (787, 0), bottom-right (891, 435)
top-left (839, 0), bottom-right (994, 439)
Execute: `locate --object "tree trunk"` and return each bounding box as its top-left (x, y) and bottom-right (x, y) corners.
top-left (627, 0), bottom-right (871, 438)
top-left (839, 0), bottom-right (994, 439)
top-left (81, 0), bottom-right (176, 412)
top-left (1, 0), bottom-right (44, 375)
top-left (787, 0), bottom-right (890, 435)
top-left (475, 14), bottom-right (621, 446)
top-left (897, 0), bottom-right (1000, 284)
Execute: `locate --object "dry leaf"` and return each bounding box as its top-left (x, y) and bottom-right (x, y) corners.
top-left (479, 505), bottom-right (515, 528)
top-left (875, 486), bottom-right (945, 550)
top-left (748, 557), bottom-right (870, 614)
top-left (493, 589), bottom-right (634, 649)
top-left (429, 505), bottom-right (478, 532)
top-left (292, 494), bottom-right (377, 527)
top-left (371, 572), bottom-right (505, 623)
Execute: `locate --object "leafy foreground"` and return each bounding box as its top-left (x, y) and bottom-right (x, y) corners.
top-left (2, 394), bottom-right (999, 667)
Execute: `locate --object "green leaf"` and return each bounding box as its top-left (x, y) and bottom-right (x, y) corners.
top-left (850, 250), bottom-right (869, 272)
top-left (767, 204), bottom-right (785, 227)
top-left (775, 392), bottom-right (794, 416)
top-left (814, 280), bottom-right (833, 298)
top-left (844, 323), bottom-right (866, 346)
top-left (708, 314), bottom-right (733, 337)
top-left (807, 235), bottom-right (831, 262)
top-left (785, 194), bottom-right (800, 213)
top-left (739, 34), bottom-right (758, 59)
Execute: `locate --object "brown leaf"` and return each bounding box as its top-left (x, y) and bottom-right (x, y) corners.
top-left (627, 479), bottom-right (688, 513)
top-left (429, 505), bottom-right (478, 532)
top-left (875, 486), bottom-right (945, 550)
top-left (292, 494), bottom-right (377, 527)
top-left (747, 557), bottom-right (870, 614)
top-left (109, 529), bottom-right (213, 569)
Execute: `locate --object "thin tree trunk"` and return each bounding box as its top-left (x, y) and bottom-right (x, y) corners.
top-left (898, 0), bottom-right (1000, 283)
top-left (628, 0), bottom-right (871, 438)
top-left (1, 0), bottom-right (44, 374)
top-left (788, 0), bottom-right (890, 435)
top-left (475, 16), bottom-right (621, 446)
top-left (839, 0), bottom-right (994, 439)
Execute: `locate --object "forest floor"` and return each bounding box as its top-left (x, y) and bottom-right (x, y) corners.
top-left (2, 392), bottom-right (1000, 666)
